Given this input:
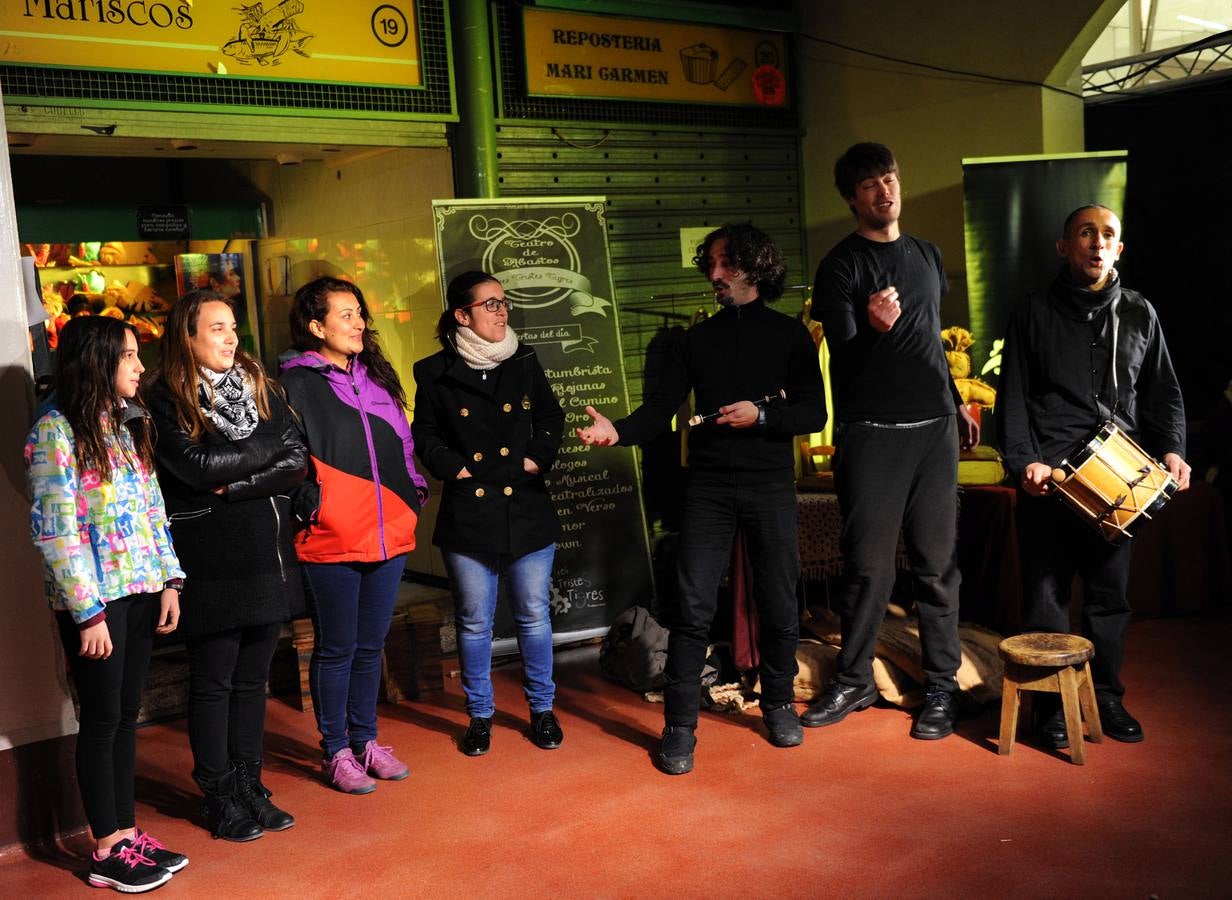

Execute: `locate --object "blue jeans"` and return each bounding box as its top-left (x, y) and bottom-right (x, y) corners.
top-left (443, 544), bottom-right (556, 719)
top-left (304, 556), bottom-right (406, 758)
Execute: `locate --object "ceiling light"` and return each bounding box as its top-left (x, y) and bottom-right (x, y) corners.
top-left (275, 152), bottom-right (303, 166)
top-left (1177, 14), bottom-right (1228, 31)
top-left (170, 138), bottom-right (199, 151)
top-left (7, 132), bottom-right (36, 148)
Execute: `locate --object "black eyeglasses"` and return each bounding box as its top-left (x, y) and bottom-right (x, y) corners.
top-left (465, 298), bottom-right (514, 313)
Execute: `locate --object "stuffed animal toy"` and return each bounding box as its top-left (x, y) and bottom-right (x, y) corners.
top-left (941, 326), bottom-right (996, 409)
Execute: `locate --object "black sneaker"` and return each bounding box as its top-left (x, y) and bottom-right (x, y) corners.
top-left (131, 829), bottom-right (188, 874)
top-left (657, 725), bottom-right (696, 775)
top-left (530, 710), bottom-right (564, 749)
top-left (87, 839), bottom-right (172, 893)
top-left (762, 702), bottom-right (804, 747)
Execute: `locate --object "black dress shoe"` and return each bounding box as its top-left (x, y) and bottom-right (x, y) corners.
top-left (657, 725), bottom-right (696, 775)
top-left (461, 717), bottom-right (492, 756)
top-left (910, 688), bottom-right (957, 740)
top-left (762, 703), bottom-right (804, 747)
top-left (530, 710), bottom-right (564, 749)
top-left (1036, 704), bottom-right (1069, 750)
top-left (801, 681), bottom-right (878, 728)
top-left (1097, 696), bottom-right (1144, 743)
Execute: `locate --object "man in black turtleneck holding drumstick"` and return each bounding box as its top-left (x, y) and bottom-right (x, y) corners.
top-left (998, 203), bottom-right (1190, 748)
top-left (576, 223), bottom-right (825, 775)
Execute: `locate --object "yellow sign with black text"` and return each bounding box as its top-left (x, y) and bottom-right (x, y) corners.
top-left (522, 7), bottom-right (788, 107)
top-left (0, 1), bottom-right (421, 88)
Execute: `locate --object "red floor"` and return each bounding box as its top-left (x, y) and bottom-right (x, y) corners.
top-left (3, 615), bottom-right (1231, 899)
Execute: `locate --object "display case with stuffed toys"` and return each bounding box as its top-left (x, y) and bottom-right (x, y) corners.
top-left (25, 241), bottom-right (249, 356)
top-left (26, 240), bottom-right (176, 350)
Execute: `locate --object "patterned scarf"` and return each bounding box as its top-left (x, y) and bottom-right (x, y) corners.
top-left (452, 325), bottom-right (519, 371)
top-left (198, 366), bottom-right (258, 440)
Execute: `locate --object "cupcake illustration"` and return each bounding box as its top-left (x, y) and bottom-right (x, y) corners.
top-left (679, 43), bottom-right (718, 84)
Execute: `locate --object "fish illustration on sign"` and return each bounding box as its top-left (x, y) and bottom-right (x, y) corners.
top-left (222, 0), bottom-right (313, 67)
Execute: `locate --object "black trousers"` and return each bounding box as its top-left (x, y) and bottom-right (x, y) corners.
top-left (1016, 492), bottom-right (1133, 698)
top-left (56, 592), bottom-right (159, 839)
top-left (663, 476), bottom-right (801, 727)
top-left (185, 622), bottom-right (282, 787)
top-left (832, 418), bottom-right (963, 691)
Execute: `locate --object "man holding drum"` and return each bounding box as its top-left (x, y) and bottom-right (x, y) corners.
top-left (998, 203), bottom-right (1190, 747)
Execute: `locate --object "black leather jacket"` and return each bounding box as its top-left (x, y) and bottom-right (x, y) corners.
top-left (147, 378), bottom-right (309, 637)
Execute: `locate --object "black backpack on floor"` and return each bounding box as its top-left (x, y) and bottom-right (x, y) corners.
top-left (599, 606), bottom-right (669, 693)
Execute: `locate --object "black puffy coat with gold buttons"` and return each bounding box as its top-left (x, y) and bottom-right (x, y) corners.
top-left (412, 345), bottom-right (564, 556)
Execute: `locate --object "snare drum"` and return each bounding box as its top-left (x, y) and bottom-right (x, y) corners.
top-left (1051, 421), bottom-right (1177, 544)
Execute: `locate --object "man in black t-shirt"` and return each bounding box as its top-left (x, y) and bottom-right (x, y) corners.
top-left (805, 142), bottom-right (978, 740)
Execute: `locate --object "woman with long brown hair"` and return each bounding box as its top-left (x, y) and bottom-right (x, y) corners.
top-left (281, 277), bottom-right (427, 794)
top-left (25, 316), bottom-right (187, 892)
top-left (146, 290), bottom-right (308, 841)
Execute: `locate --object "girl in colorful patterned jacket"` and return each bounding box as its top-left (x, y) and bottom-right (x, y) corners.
top-left (24, 316), bottom-right (187, 894)
top-left (280, 277), bottom-right (428, 795)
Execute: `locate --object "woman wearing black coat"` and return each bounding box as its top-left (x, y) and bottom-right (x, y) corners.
top-left (412, 271), bottom-right (565, 756)
top-left (147, 290), bottom-right (308, 842)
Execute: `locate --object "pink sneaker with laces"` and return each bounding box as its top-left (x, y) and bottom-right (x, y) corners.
top-left (131, 828), bottom-right (189, 873)
top-left (323, 748), bottom-right (376, 795)
top-left (87, 839), bottom-right (171, 893)
top-left (361, 740), bottom-right (409, 781)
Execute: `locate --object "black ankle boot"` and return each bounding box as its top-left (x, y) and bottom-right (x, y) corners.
top-left (199, 767), bottom-right (263, 842)
top-left (234, 760), bottom-right (295, 832)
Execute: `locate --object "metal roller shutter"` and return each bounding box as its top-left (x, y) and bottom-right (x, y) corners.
top-left (495, 123), bottom-right (807, 406)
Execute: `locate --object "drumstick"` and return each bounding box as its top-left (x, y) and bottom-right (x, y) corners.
top-left (688, 389), bottom-right (786, 427)
top-left (1030, 467), bottom-right (1067, 495)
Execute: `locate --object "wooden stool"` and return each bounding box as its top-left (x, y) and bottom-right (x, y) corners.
top-left (290, 617), bottom-right (316, 713)
top-left (379, 599), bottom-right (445, 703)
top-left (998, 633), bottom-right (1103, 764)
top-left (289, 586), bottom-right (446, 714)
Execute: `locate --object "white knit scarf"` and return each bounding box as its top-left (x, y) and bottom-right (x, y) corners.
top-left (453, 325), bottom-right (519, 371)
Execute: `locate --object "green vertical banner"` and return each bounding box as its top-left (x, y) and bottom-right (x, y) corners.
top-left (962, 151), bottom-right (1128, 443)
top-left (431, 197), bottom-right (654, 641)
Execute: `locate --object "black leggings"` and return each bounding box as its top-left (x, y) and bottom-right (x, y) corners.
top-left (185, 623), bottom-right (282, 787)
top-left (56, 592), bottom-right (159, 839)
